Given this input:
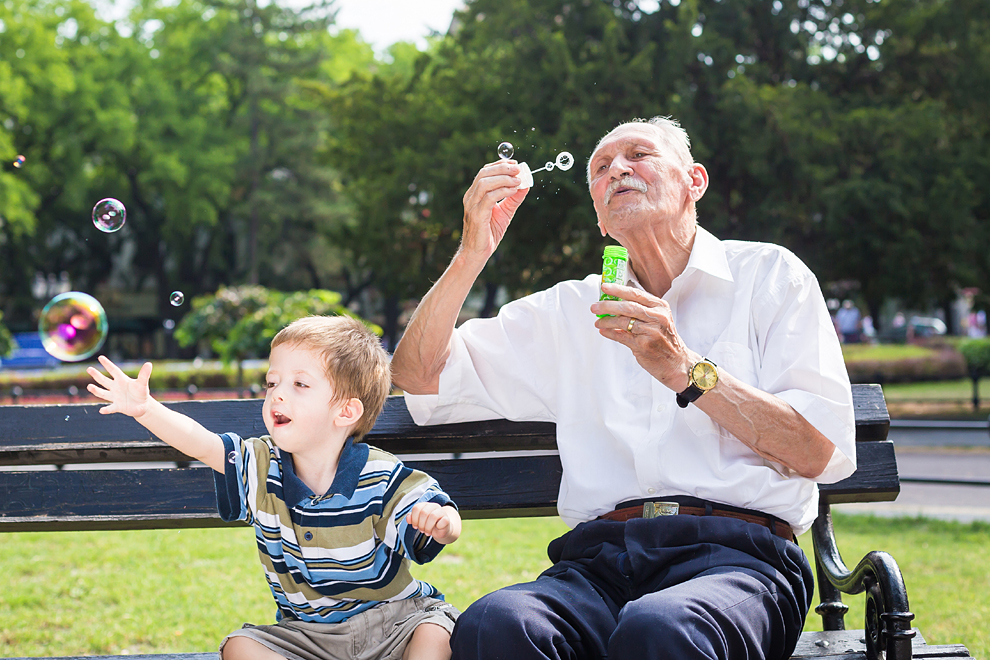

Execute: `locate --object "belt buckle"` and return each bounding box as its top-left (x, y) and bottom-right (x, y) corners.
top-left (643, 501), bottom-right (679, 518)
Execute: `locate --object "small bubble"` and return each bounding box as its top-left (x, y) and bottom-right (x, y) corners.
top-left (65, 416), bottom-right (70, 421)
top-left (13, 155), bottom-right (25, 168)
top-left (556, 152), bottom-right (574, 171)
top-left (92, 198), bottom-right (126, 233)
top-left (544, 161), bottom-right (555, 172)
top-left (497, 142), bottom-right (514, 160)
top-left (169, 291), bottom-right (184, 306)
top-left (227, 451), bottom-right (237, 464)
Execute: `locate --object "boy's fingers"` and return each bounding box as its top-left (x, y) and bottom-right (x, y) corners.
top-left (87, 368), bottom-right (113, 389)
top-left (87, 383), bottom-right (111, 400)
top-left (98, 355), bottom-right (125, 380)
top-left (138, 361), bottom-right (153, 383)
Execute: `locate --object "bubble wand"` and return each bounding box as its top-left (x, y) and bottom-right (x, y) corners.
top-left (497, 142), bottom-right (575, 189)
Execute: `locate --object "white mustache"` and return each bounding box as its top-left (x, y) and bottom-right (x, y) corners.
top-left (603, 177), bottom-right (648, 205)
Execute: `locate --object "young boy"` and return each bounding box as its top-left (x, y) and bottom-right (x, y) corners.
top-left (87, 315), bottom-right (462, 660)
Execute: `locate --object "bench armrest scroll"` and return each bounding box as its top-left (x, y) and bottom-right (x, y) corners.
top-left (812, 503), bottom-right (914, 660)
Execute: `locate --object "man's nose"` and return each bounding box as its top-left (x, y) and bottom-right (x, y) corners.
top-left (608, 156), bottom-right (634, 179)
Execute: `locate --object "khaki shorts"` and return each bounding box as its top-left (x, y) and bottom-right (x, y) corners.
top-left (219, 597), bottom-right (459, 660)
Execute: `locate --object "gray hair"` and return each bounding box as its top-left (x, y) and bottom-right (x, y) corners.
top-left (586, 116), bottom-right (694, 186)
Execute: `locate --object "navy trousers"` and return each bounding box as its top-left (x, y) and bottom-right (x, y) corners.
top-left (450, 514), bottom-right (813, 660)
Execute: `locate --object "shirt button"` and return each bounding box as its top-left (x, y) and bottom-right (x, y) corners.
top-left (304, 532), bottom-right (313, 541)
top-left (656, 404), bottom-right (667, 413)
top-left (647, 487), bottom-right (656, 495)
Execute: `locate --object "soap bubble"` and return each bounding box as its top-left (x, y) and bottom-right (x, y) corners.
top-left (13, 155), bottom-right (25, 168)
top-left (38, 291), bottom-right (108, 362)
top-left (92, 198), bottom-right (126, 233)
top-left (497, 142), bottom-right (514, 160)
top-left (555, 152), bottom-right (574, 171)
top-left (227, 450), bottom-right (237, 464)
top-left (170, 291), bottom-right (185, 306)
top-left (545, 161), bottom-right (555, 172)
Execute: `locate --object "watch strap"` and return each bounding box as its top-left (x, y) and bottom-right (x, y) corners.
top-left (676, 384), bottom-right (704, 408)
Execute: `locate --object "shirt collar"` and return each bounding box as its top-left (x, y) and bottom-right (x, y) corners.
top-left (625, 225), bottom-right (733, 291)
top-left (280, 437), bottom-right (370, 505)
top-left (682, 225), bottom-right (734, 283)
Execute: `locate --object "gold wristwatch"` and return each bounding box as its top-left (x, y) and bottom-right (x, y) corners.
top-left (676, 358), bottom-right (718, 408)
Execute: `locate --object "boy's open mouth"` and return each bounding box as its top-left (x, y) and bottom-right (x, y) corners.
top-left (273, 411), bottom-right (292, 426)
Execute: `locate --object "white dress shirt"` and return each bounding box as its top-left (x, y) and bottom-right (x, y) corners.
top-left (405, 226), bottom-right (856, 535)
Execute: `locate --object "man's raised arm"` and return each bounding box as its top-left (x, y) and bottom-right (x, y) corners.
top-left (392, 160), bottom-right (528, 395)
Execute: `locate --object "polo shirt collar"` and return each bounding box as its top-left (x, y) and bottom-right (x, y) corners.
top-left (281, 437), bottom-right (370, 505)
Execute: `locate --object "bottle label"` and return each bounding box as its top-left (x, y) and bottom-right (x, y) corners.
top-left (598, 255), bottom-right (627, 316)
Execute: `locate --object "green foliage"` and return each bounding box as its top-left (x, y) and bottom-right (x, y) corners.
top-left (958, 338), bottom-right (990, 377)
top-left (0, 311), bottom-right (15, 356)
top-left (174, 284), bottom-right (381, 365)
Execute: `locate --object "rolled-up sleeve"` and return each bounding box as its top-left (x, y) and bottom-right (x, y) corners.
top-left (405, 288), bottom-right (560, 426)
top-left (755, 267), bottom-right (857, 484)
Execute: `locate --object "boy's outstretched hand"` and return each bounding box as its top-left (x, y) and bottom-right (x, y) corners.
top-left (87, 356), bottom-right (154, 419)
top-left (406, 502), bottom-right (462, 545)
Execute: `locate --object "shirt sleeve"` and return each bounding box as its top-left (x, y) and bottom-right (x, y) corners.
top-left (382, 462), bottom-right (457, 565)
top-left (753, 261), bottom-right (857, 484)
top-left (404, 287), bottom-right (562, 426)
top-left (213, 432), bottom-right (268, 524)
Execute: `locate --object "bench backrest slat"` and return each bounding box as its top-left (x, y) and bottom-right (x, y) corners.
top-left (0, 385), bottom-right (889, 467)
top-left (0, 383), bottom-right (895, 532)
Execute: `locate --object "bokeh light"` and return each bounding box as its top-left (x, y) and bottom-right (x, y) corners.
top-left (38, 292), bottom-right (109, 362)
top-left (92, 198), bottom-right (127, 233)
top-left (13, 155), bottom-right (25, 168)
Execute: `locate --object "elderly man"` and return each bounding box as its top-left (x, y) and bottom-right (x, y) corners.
top-left (392, 117), bottom-right (856, 660)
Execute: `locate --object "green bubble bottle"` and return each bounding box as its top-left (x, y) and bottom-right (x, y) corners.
top-left (597, 245), bottom-right (628, 318)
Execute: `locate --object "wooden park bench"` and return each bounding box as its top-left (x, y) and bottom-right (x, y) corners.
top-left (0, 383), bottom-right (974, 660)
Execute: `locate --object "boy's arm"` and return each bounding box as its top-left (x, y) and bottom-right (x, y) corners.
top-left (87, 355), bottom-right (226, 473)
top-left (406, 501), bottom-right (462, 545)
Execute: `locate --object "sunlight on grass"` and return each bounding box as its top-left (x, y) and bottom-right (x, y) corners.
top-left (1, 515), bottom-right (986, 658)
top-left (841, 344), bottom-right (937, 362)
top-left (882, 378), bottom-right (990, 400)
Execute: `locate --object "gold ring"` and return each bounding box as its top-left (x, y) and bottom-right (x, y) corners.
top-left (627, 318), bottom-right (637, 332)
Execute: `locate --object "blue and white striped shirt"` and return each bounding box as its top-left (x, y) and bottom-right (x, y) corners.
top-left (214, 433), bottom-right (454, 624)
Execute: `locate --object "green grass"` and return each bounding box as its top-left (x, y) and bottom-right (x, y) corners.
top-left (881, 378), bottom-right (990, 400)
top-left (2, 515), bottom-right (986, 658)
top-left (841, 343), bottom-right (938, 362)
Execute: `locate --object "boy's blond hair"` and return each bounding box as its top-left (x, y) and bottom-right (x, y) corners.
top-left (271, 315), bottom-right (391, 439)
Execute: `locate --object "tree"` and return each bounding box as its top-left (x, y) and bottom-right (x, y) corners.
top-left (174, 284), bottom-right (380, 385)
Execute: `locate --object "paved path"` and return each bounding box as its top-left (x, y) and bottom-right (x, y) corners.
top-left (835, 442), bottom-right (990, 523)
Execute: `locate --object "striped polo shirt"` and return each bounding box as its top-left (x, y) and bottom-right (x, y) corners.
top-left (214, 433), bottom-right (454, 624)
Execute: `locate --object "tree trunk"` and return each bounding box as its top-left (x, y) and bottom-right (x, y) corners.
top-left (481, 281), bottom-right (499, 318)
top-left (383, 292), bottom-right (400, 352)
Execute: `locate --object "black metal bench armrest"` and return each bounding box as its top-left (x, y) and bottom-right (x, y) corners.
top-left (812, 503), bottom-right (915, 660)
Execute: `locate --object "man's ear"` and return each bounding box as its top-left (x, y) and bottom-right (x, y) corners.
top-left (334, 397), bottom-right (364, 428)
top-left (688, 163), bottom-right (709, 202)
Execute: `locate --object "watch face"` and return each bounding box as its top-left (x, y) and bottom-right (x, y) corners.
top-left (692, 361), bottom-right (718, 390)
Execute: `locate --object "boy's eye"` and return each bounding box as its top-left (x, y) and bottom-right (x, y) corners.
top-left (265, 381), bottom-right (275, 389)
top-left (295, 381), bottom-right (308, 388)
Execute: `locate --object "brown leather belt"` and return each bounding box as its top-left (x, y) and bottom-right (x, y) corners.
top-left (598, 498), bottom-right (795, 542)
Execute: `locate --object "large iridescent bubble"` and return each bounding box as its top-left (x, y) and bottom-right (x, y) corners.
top-left (38, 292), bottom-right (108, 362)
top-left (92, 198), bottom-right (126, 233)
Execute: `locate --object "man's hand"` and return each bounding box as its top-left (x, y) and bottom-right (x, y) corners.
top-left (87, 356), bottom-right (154, 419)
top-left (406, 502), bottom-right (462, 545)
top-left (460, 160), bottom-right (529, 259)
top-left (590, 282), bottom-right (698, 393)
